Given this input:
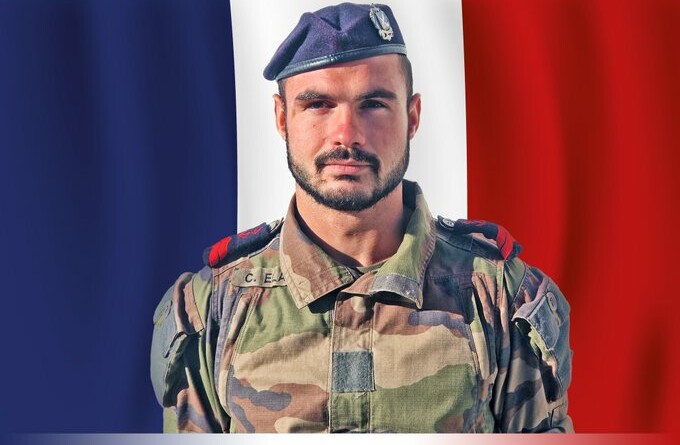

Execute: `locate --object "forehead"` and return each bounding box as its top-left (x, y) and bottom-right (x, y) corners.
top-left (282, 54), bottom-right (406, 96)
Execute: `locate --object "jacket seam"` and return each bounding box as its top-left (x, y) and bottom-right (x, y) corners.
top-left (509, 262), bottom-right (529, 311)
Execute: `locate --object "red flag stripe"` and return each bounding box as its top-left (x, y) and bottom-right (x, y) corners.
top-left (463, 0), bottom-right (680, 433)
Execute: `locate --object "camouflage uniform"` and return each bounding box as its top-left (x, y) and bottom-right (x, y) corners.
top-left (151, 181), bottom-right (573, 433)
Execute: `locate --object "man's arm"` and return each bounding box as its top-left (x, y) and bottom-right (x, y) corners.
top-left (494, 259), bottom-right (574, 432)
top-left (150, 269), bottom-right (230, 432)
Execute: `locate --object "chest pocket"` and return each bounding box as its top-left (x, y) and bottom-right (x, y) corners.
top-left (222, 287), bottom-right (331, 433)
top-left (368, 275), bottom-right (493, 433)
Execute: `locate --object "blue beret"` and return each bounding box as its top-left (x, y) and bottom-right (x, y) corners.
top-left (264, 3), bottom-right (407, 81)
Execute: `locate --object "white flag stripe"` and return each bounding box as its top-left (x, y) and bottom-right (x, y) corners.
top-left (231, 0), bottom-right (467, 229)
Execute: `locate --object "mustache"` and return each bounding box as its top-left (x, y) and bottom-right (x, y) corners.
top-left (314, 146), bottom-right (380, 172)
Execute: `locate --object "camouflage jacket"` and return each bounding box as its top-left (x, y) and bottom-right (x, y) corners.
top-left (150, 181), bottom-right (573, 433)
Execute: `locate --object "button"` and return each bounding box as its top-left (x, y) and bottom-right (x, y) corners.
top-left (439, 217), bottom-right (456, 229)
top-left (268, 218), bottom-right (283, 231)
top-left (546, 291), bottom-right (558, 311)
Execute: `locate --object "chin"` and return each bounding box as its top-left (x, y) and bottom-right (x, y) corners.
top-left (324, 173), bottom-right (374, 186)
top-left (322, 178), bottom-right (372, 193)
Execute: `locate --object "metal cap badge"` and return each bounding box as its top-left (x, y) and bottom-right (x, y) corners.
top-left (369, 4), bottom-right (393, 41)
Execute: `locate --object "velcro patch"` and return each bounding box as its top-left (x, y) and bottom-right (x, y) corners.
top-left (231, 267), bottom-right (286, 288)
top-left (332, 351), bottom-right (375, 393)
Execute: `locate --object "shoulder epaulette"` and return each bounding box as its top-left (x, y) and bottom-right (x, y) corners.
top-left (203, 219), bottom-right (283, 268)
top-left (437, 216), bottom-right (522, 260)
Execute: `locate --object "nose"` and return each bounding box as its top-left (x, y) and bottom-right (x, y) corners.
top-left (331, 105), bottom-right (366, 148)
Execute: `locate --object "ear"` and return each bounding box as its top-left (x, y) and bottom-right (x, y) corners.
top-left (407, 93), bottom-right (422, 140)
top-left (273, 94), bottom-right (287, 141)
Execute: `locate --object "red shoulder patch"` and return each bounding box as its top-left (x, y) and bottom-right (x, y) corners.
top-left (203, 222), bottom-right (279, 267)
top-left (451, 218), bottom-right (522, 260)
top-left (207, 236), bottom-right (232, 267)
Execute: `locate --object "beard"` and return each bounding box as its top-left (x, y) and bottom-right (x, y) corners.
top-left (287, 139), bottom-right (410, 212)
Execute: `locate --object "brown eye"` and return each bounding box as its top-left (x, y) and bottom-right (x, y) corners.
top-left (362, 100), bottom-right (386, 109)
top-left (307, 101), bottom-right (330, 110)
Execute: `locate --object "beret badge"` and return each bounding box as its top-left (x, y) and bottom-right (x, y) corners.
top-left (369, 4), bottom-right (393, 41)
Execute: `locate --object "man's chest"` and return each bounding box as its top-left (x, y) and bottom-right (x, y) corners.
top-left (214, 277), bottom-right (497, 433)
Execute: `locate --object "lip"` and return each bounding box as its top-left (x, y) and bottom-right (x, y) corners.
top-left (324, 161), bottom-right (371, 174)
top-left (322, 162), bottom-right (372, 174)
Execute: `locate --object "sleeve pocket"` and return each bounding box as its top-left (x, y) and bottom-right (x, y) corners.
top-left (150, 274), bottom-right (204, 407)
top-left (512, 280), bottom-right (572, 402)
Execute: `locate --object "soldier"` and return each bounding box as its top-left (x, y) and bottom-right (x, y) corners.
top-left (150, 2), bottom-right (573, 433)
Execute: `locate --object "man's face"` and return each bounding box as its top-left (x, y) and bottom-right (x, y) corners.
top-left (274, 54), bottom-right (421, 212)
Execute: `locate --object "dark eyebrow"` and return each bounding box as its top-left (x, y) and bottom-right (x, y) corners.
top-left (358, 89), bottom-right (397, 101)
top-left (294, 89), bottom-right (398, 102)
top-left (294, 91), bottom-right (331, 101)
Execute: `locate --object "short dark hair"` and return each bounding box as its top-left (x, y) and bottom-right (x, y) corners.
top-left (278, 54), bottom-right (414, 106)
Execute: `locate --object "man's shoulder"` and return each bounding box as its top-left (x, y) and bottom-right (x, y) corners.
top-left (433, 216), bottom-right (523, 263)
top-left (202, 219), bottom-right (284, 271)
top-left (430, 216), bottom-right (531, 298)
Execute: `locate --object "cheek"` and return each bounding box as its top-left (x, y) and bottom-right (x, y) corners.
top-left (288, 116), bottom-right (327, 146)
top-left (287, 122), bottom-right (326, 160)
top-left (370, 111), bottom-right (408, 133)
top-left (371, 117), bottom-right (408, 147)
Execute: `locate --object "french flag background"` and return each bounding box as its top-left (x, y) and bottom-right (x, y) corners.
top-left (1, 0), bottom-right (679, 435)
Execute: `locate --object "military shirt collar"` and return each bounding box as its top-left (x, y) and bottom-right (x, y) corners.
top-left (279, 180), bottom-right (437, 309)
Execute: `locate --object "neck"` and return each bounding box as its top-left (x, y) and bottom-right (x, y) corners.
top-left (294, 182), bottom-right (410, 267)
